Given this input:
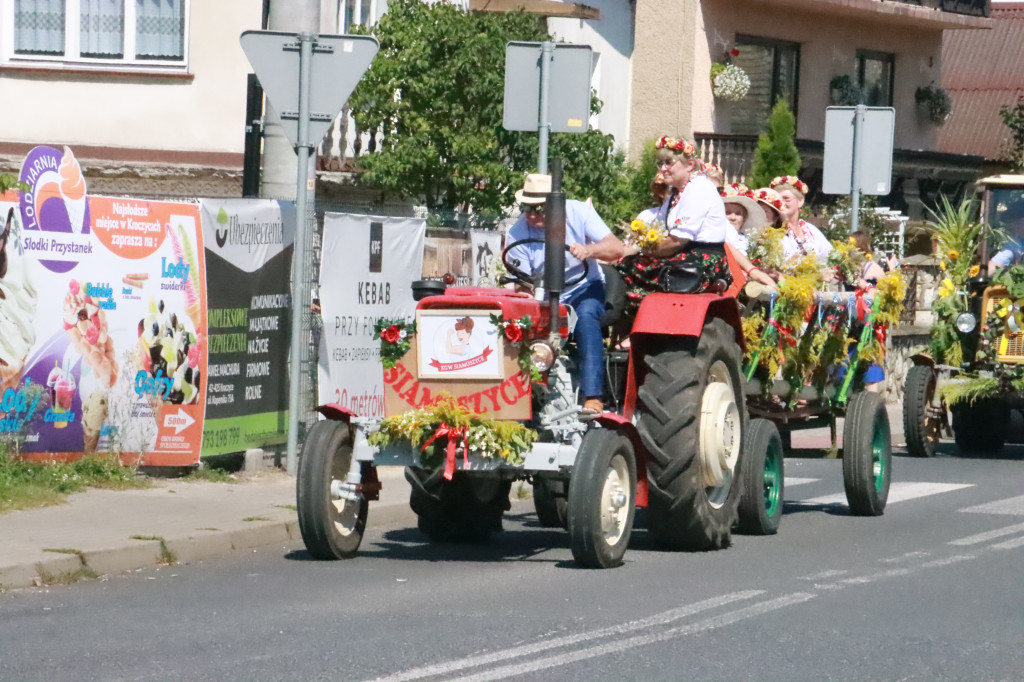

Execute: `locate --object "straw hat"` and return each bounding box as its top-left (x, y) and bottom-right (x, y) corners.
top-left (515, 173), bottom-right (552, 205)
top-left (722, 184), bottom-right (765, 234)
top-left (753, 187), bottom-right (785, 223)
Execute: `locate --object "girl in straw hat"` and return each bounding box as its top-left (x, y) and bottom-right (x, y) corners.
top-left (721, 184), bottom-right (777, 292)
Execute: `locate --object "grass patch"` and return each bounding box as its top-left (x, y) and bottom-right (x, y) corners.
top-left (129, 535), bottom-right (177, 564)
top-left (242, 516), bottom-right (270, 522)
top-left (515, 482), bottom-right (530, 500)
top-left (274, 504), bottom-right (297, 511)
top-left (180, 466), bottom-right (237, 484)
top-left (37, 548), bottom-right (97, 585)
top-left (0, 451), bottom-right (148, 514)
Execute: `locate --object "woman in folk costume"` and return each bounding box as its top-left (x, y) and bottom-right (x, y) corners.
top-left (617, 136), bottom-right (731, 315)
top-left (771, 175), bottom-right (833, 263)
top-left (753, 187), bottom-right (785, 228)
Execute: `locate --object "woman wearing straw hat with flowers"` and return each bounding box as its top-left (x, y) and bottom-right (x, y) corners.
top-left (616, 136), bottom-right (731, 315)
top-left (771, 175), bottom-right (832, 263)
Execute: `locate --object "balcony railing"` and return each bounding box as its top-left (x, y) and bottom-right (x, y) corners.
top-left (316, 108), bottom-right (384, 173)
top-left (887, 0), bottom-right (990, 18)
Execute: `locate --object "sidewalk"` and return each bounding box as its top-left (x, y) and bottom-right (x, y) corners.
top-left (0, 467), bottom-right (416, 592)
top-left (0, 402), bottom-right (906, 592)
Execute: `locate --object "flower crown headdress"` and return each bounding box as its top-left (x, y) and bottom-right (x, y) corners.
top-left (754, 187), bottom-right (784, 210)
top-left (655, 136), bottom-right (696, 157)
top-left (721, 182), bottom-right (751, 198)
top-left (769, 175), bottom-right (809, 195)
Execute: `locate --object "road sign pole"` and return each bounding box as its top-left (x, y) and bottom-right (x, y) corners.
top-left (849, 104), bottom-right (865, 235)
top-left (286, 32), bottom-right (315, 475)
top-left (537, 41), bottom-right (553, 174)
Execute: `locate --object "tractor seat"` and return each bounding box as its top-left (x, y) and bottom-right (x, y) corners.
top-left (600, 263), bottom-right (626, 328)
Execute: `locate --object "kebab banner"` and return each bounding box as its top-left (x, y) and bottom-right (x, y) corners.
top-left (0, 145), bottom-right (207, 466)
top-left (318, 213), bottom-right (425, 417)
top-left (199, 199), bottom-right (294, 456)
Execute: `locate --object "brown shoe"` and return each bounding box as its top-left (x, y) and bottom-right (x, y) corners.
top-left (582, 398), bottom-right (604, 414)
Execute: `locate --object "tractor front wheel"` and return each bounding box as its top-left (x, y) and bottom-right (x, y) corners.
top-left (566, 429), bottom-right (637, 568)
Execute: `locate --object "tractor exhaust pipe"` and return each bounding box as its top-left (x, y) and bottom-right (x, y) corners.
top-left (544, 160), bottom-right (566, 339)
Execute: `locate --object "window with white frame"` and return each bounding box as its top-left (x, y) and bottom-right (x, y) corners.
top-left (4, 0), bottom-right (187, 68)
top-left (339, 0), bottom-right (380, 32)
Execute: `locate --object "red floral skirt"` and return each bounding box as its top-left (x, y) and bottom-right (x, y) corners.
top-left (615, 242), bottom-right (731, 318)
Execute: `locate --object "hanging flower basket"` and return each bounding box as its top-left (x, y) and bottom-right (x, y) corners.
top-left (915, 84), bottom-right (952, 125)
top-left (829, 74), bottom-right (863, 106)
top-left (711, 63), bottom-right (750, 102)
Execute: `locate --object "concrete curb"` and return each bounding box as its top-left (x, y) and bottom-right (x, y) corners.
top-left (0, 497), bottom-right (422, 592)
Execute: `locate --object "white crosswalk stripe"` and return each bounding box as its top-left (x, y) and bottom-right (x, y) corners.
top-left (960, 494), bottom-right (1024, 516)
top-left (949, 521), bottom-right (1024, 546)
top-left (794, 482), bottom-right (972, 507)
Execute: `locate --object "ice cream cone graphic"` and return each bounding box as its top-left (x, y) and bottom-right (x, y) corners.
top-left (82, 390), bottom-right (108, 452)
top-left (58, 146), bottom-right (87, 234)
top-left (62, 280), bottom-right (118, 388)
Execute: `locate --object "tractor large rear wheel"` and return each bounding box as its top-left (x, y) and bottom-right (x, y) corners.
top-left (636, 318), bottom-right (746, 551)
top-left (952, 398), bottom-right (1008, 456)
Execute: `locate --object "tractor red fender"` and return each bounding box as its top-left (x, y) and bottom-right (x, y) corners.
top-left (629, 292), bottom-right (744, 347)
top-left (621, 293), bottom-right (745, 419)
top-left (316, 403), bottom-right (357, 423)
top-left (594, 414), bottom-right (648, 508)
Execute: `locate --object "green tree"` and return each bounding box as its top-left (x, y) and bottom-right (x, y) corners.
top-left (748, 99), bottom-right (801, 189)
top-left (0, 173), bottom-right (28, 195)
top-left (999, 95), bottom-right (1024, 171)
top-left (348, 0), bottom-right (630, 224)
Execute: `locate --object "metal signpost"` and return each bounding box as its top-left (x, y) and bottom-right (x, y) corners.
top-left (240, 30), bottom-right (379, 474)
top-left (503, 41), bottom-right (592, 174)
top-left (822, 104), bottom-right (895, 233)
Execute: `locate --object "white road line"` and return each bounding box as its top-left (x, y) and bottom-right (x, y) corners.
top-left (837, 567), bottom-right (914, 585)
top-left (450, 593), bottom-right (816, 682)
top-left (949, 521), bottom-right (1024, 546)
top-left (784, 477), bottom-right (818, 487)
top-left (921, 554), bottom-right (975, 568)
top-left (799, 569), bottom-right (848, 581)
top-left (991, 535), bottom-right (1024, 550)
top-left (880, 551), bottom-right (930, 563)
top-left (960, 494), bottom-right (1024, 516)
top-left (372, 591), bottom-right (764, 682)
top-left (796, 482), bottom-right (973, 507)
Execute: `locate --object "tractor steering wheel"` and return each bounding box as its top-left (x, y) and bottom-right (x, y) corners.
top-left (501, 238), bottom-right (591, 289)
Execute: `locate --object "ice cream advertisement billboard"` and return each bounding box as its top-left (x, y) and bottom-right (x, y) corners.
top-left (0, 146), bottom-right (207, 466)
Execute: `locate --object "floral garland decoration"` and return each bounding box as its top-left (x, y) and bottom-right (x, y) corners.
top-left (489, 312), bottom-right (540, 381)
top-left (827, 236), bottom-right (866, 288)
top-left (711, 63), bottom-right (751, 102)
top-left (627, 217), bottom-right (668, 252)
top-left (375, 318), bottom-right (416, 369)
top-left (655, 136), bottom-right (696, 156)
top-left (367, 393), bottom-right (538, 473)
top-left (770, 176), bottom-right (809, 196)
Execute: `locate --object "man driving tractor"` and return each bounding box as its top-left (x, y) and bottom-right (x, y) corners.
top-left (505, 173), bottom-right (625, 414)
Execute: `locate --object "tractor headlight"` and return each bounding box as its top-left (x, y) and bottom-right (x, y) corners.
top-left (956, 312), bottom-right (977, 334)
top-left (529, 341), bottom-right (556, 372)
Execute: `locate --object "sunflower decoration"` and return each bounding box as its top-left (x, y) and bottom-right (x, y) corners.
top-left (627, 217), bottom-right (668, 252)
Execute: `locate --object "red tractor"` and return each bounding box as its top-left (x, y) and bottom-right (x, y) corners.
top-left (297, 167), bottom-right (748, 568)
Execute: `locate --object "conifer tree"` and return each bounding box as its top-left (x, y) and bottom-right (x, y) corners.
top-left (748, 100), bottom-right (801, 189)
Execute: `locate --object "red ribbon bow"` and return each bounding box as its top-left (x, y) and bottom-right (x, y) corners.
top-left (770, 319), bottom-right (798, 347)
top-left (421, 422), bottom-right (470, 480)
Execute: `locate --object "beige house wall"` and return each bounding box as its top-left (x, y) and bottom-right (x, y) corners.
top-left (0, 2), bottom-right (262, 156)
top-left (630, 0), bottom-right (945, 158)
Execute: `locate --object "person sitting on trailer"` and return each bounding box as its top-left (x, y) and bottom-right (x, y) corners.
top-left (505, 173), bottom-right (625, 414)
top-left (988, 201), bottom-right (1024, 274)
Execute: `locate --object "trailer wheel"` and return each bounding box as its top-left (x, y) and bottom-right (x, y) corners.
top-left (736, 418), bottom-right (784, 535)
top-left (566, 429), bottom-right (637, 568)
top-left (903, 365), bottom-right (941, 458)
top-left (952, 399), bottom-right (1008, 455)
top-left (533, 475), bottom-right (568, 528)
top-left (843, 392), bottom-right (892, 516)
top-left (637, 317), bottom-right (746, 550)
top-left (407, 469), bottom-right (509, 543)
top-left (297, 420), bottom-right (368, 560)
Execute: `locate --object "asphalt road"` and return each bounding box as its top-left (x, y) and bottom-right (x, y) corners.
top-left (2, 445), bottom-right (1022, 682)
